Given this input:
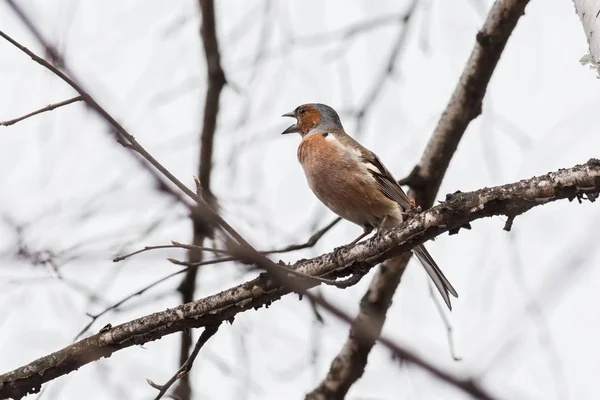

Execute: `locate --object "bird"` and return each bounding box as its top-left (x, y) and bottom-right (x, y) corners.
top-left (281, 103), bottom-right (458, 310)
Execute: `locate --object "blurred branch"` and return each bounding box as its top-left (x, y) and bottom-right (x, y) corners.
top-left (147, 325), bottom-right (219, 400)
top-left (73, 256), bottom-right (237, 341)
top-left (0, 95), bottom-right (82, 126)
top-left (302, 291), bottom-right (495, 400)
top-left (0, 1), bottom-right (252, 249)
top-left (234, 9), bottom-right (411, 70)
top-left (1, 1), bottom-right (191, 210)
top-left (1, 158), bottom-right (598, 400)
top-left (428, 281), bottom-right (461, 361)
top-left (353, 0), bottom-right (418, 133)
top-left (176, 1), bottom-right (226, 397)
top-left (308, 0), bottom-right (532, 396)
top-left (306, 252), bottom-right (412, 400)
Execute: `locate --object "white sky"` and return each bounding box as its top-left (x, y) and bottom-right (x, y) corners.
top-left (1, 0), bottom-right (599, 399)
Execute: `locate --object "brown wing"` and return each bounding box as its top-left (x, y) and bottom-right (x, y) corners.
top-left (334, 131), bottom-right (412, 210)
top-left (363, 151), bottom-right (412, 211)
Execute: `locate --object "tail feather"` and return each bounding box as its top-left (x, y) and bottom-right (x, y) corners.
top-left (413, 244), bottom-right (458, 310)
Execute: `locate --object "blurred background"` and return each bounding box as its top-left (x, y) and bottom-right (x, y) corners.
top-left (1, 0), bottom-right (599, 399)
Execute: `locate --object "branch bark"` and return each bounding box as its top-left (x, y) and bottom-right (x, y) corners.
top-left (175, 1), bottom-right (226, 398)
top-left (1, 158), bottom-right (598, 400)
top-left (308, 0), bottom-right (531, 397)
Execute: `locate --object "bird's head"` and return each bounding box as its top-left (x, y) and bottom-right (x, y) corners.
top-left (281, 103), bottom-right (344, 137)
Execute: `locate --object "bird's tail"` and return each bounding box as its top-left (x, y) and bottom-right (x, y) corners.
top-left (413, 244), bottom-right (458, 310)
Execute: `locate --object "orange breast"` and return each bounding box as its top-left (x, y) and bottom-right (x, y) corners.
top-left (297, 134), bottom-right (399, 228)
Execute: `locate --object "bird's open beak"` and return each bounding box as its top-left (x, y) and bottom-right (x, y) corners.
top-left (281, 124), bottom-right (298, 135)
top-left (281, 111), bottom-right (298, 134)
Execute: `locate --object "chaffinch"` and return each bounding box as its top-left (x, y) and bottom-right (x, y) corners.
top-left (282, 103), bottom-right (458, 310)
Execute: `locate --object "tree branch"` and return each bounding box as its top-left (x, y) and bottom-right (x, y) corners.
top-left (0, 96), bottom-right (83, 126)
top-left (176, 2), bottom-right (226, 397)
top-left (303, 291), bottom-right (495, 400)
top-left (1, 0), bottom-right (191, 210)
top-left (147, 324), bottom-right (219, 400)
top-left (400, 0), bottom-right (530, 208)
top-left (309, 0), bottom-right (532, 397)
top-left (0, 1), bottom-right (252, 249)
top-left (1, 159), bottom-right (598, 400)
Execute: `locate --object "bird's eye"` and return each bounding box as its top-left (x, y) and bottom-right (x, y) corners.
top-left (298, 108), bottom-right (306, 115)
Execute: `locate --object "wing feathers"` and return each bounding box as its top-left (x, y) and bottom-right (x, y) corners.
top-left (363, 152), bottom-right (412, 210)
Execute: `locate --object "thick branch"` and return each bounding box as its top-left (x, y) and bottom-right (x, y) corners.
top-left (1, 159), bottom-right (598, 400)
top-left (400, 0), bottom-right (530, 208)
top-left (306, 252), bottom-right (411, 400)
top-left (309, 1), bottom-right (532, 397)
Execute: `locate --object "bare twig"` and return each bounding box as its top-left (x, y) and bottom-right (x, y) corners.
top-left (263, 217), bottom-right (341, 255)
top-left (73, 256), bottom-right (236, 341)
top-left (147, 325), bottom-right (219, 400)
top-left (353, 0), bottom-right (418, 134)
top-left (428, 282), bottom-right (461, 361)
top-left (1, 159), bottom-right (598, 400)
top-left (310, 0), bottom-right (532, 396)
top-left (0, 10), bottom-right (250, 249)
top-left (0, 95), bottom-right (83, 126)
top-left (1, 2), bottom-right (191, 211)
top-left (112, 242), bottom-right (230, 262)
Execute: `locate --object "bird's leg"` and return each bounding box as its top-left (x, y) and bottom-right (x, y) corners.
top-left (400, 202), bottom-right (422, 221)
top-left (348, 226), bottom-right (373, 246)
top-left (378, 215), bottom-right (389, 232)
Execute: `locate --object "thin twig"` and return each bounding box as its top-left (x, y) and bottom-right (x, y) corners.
top-left (262, 217), bottom-right (341, 254)
top-left (0, 95), bottom-right (83, 126)
top-left (148, 325), bottom-right (220, 400)
top-left (112, 242), bottom-right (230, 262)
top-left (0, 20), bottom-right (250, 249)
top-left (73, 256), bottom-right (235, 341)
top-left (353, 0), bottom-right (418, 134)
top-left (428, 282), bottom-right (461, 361)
